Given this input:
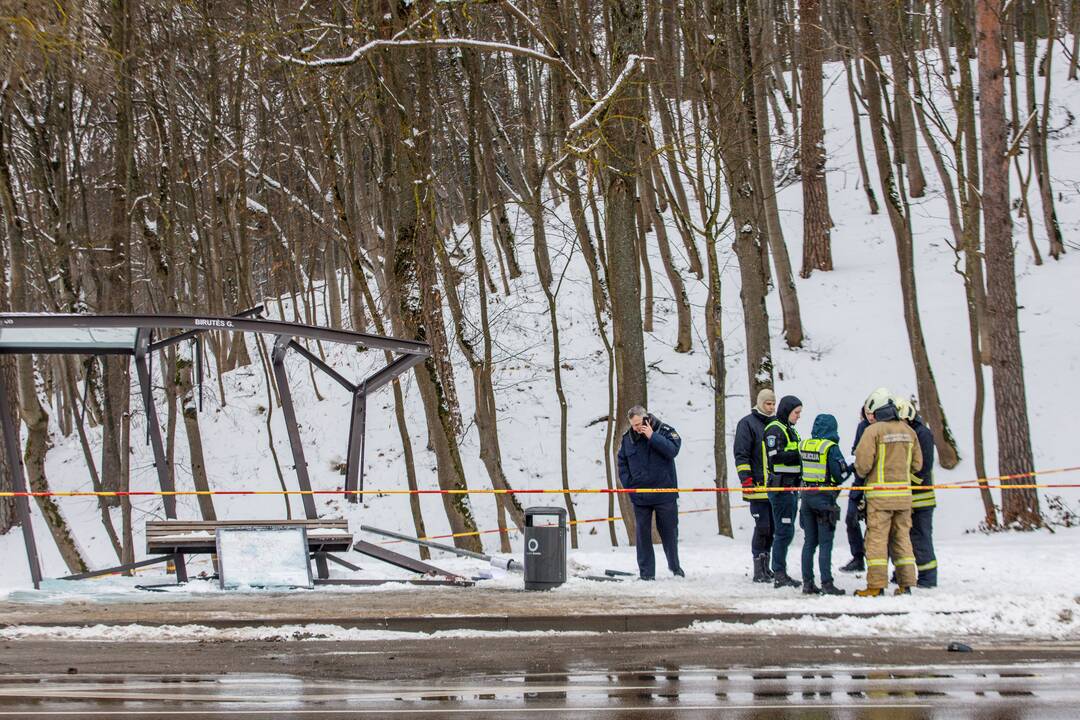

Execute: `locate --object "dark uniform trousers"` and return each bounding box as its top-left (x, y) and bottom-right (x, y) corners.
top-left (910, 506), bottom-right (937, 587)
top-left (768, 491), bottom-right (799, 574)
top-left (633, 502), bottom-right (680, 579)
top-left (800, 497), bottom-right (839, 585)
top-left (846, 489), bottom-right (865, 560)
top-left (749, 499), bottom-right (774, 558)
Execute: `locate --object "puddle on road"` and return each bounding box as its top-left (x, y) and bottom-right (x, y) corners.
top-left (0, 663), bottom-right (1073, 716)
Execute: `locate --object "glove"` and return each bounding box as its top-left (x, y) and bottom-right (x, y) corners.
top-left (857, 499), bottom-right (867, 522)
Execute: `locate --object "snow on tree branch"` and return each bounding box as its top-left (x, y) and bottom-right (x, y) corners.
top-left (568, 55), bottom-right (652, 135)
top-left (281, 38), bottom-right (568, 71)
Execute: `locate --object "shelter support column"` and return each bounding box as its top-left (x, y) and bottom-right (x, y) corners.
top-left (344, 389), bottom-right (366, 504)
top-left (272, 335), bottom-right (329, 579)
top-left (0, 374), bottom-right (42, 589)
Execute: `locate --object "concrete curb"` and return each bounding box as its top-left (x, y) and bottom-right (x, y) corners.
top-left (0, 610), bottom-right (916, 634)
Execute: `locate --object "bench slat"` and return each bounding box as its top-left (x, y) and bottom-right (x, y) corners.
top-left (145, 519), bottom-right (352, 554)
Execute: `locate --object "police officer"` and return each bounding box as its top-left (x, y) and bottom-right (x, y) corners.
top-left (734, 389), bottom-right (776, 583)
top-left (617, 405), bottom-right (685, 580)
top-left (896, 397), bottom-right (937, 589)
top-left (853, 395), bottom-right (923, 597)
top-left (798, 414), bottom-right (851, 595)
top-left (763, 395), bottom-right (803, 588)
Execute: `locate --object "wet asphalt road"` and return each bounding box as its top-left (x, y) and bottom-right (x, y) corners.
top-left (2, 635), bottom-right (1080, 718)
top-left (1, 663), bottom-right (1078, 718)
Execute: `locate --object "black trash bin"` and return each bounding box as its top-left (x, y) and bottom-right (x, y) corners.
top-left (523, 506), bottom-right (568, 590)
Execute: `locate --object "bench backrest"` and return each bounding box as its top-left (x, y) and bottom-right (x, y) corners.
top-left (146, 519), bottom-right (352, 554)
top-left (147, 519), bottom-right (348, 536)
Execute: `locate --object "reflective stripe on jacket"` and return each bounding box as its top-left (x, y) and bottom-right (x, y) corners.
top-left (734, 411), bottom-right (771, 500)
top-left (763, 419), bottom-right (801, 487)
top-left (910, 418), bottom-right (936, 508)
top-left (798, 438), bottom-right (836, 484)
top-left (854, 420), bottom-right (923, 509)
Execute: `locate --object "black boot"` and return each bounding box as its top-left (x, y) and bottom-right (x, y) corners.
top-left (773, 571), bottom-right (800, 589)
top-left (840, 557), bottom-right (865, 573)
top-left (802, 580), bottom-right (822, 595)
top-left (753, 554), bottom-right (769, 583)
top-left (763, 552), bottom-right (775, 580)
top-left (821, 581), bottom-right (846, 596)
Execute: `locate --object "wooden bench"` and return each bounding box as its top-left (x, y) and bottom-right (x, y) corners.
top-left (146, 519), bottom-right (353, 555)
top-left (65, 519), bottom-right (472, 587)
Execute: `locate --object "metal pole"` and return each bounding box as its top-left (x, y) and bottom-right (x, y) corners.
top-left (0, 375), bottom-right (43, 589)
top-left (271, 335), bottom-right (328, 579)
top-left (360, 524), bottom-right (491, 561)
top-left (344, 390), bottom-right (366, 503)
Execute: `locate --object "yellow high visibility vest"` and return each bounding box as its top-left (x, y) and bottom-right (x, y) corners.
top-left (763, 420), bottom-right (800, 485)
top-left (798, 438), bottom-right (836, 485)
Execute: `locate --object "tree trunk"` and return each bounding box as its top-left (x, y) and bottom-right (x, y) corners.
top-left (855, 2), bottom-right (960, 469)
top-left (976, 0), bottom-right (1041, 527)
top-left (844, 55), bottom-right (881, 215)
top-left (704, 208), bottom-right (733, 537)
top-left (0, 357), bottom-right (17, 534)
top-left (604, 0), bottom-right (651, 543)
top-left (887, 15), bottom-right (928, 198)
top-left (1022, 0), bottom-right (1066, 261)
top-left (750, 0), bottom-right (804, 347)
top-left (176, 358), bottom-right (216, 521)
top-left (380, 32), bottom-right (482, 552)
top-left (713, 0), bottom-right (774, 401)
top-left (799, 0), bottom-right (834, 277)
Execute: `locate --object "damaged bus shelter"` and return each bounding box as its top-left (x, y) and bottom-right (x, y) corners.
top-left (0, 311), bottom-right (450, 589)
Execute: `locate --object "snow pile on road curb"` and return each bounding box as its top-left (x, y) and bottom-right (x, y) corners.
top-left (690, 595), bottom-right (1080, 638)
top-left (0, 623), bottom-right (592, 643)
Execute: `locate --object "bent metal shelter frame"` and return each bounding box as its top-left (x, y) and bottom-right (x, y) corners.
top-left (0, 311), bottom-right (430, 588)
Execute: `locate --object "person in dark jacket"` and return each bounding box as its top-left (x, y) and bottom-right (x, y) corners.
top-left (798, 414), bottom-right (852, 595)
top-left (840, 389), bottom-right (888, 574)
top-left (896, 397), bottom-right (937, 588)
top-left (734, 388), bottom-right (776, 583)
top-left (617, 405), bottom-right (684, 580)
top-left (763, 395), bottom-right (803, 588)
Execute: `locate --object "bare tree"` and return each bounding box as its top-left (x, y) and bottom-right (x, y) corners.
top-left (798, 0), bottom-right (834, 277)
top-left (977, 0), bottom-right (1041, 527)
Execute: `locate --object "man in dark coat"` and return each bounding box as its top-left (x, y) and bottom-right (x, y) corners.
top-left (617, 405), bottom-right (684, 580)
top-left (734, 388), bottom-right (776, 583)
top-left (840, 405), bottom-right (871, 573)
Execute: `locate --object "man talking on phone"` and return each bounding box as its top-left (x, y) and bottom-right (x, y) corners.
top-left (617, 405), bottom-right (685, 580)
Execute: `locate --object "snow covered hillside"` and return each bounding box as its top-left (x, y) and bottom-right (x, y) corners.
top-left (3, 43), bottom-right (1080, 597)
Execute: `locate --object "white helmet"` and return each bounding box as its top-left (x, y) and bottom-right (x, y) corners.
top-left (894, 395), bottom-right (916, 422)
top-left (864, 387), bottom-right (893, 416)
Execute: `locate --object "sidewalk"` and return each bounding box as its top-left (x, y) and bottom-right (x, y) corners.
top-left (0, 581), bottom-right (913, 633)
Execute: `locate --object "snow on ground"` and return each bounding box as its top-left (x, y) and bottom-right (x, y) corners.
top-left (0, 624), bottom-right (596, 643)
top-left (2, 42), bottom-right (1080, 640)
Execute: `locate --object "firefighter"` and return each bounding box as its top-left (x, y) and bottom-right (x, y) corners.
top-left (798, 414), bottom-right (852, 595)
top-left (763, 395), bottom-right (803, 589)
top-left (853, 394), bottom-right (923, 597)
top-left (896, 397), bottom-right (938, 589)
top-left (734, 389), bottom-right (776, 583)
